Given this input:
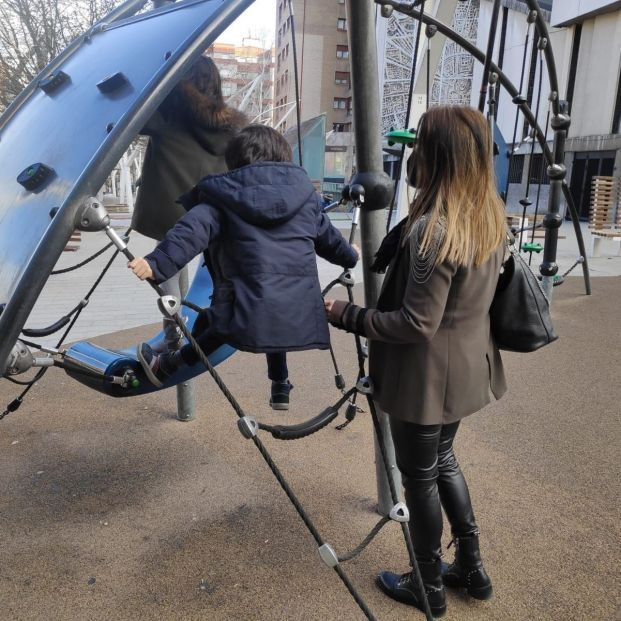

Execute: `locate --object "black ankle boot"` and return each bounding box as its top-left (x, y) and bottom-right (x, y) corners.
top-left (442, 532), bottom-right (492, 600)
top-left (377, 559), bottom-right (446, 618)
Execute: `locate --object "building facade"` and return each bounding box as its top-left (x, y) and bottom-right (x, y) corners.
top-left (208, 41), bottom-right (274, 125)
top-left (550, 1), bottom-right (621, 219)
top-left (273, 0), bottom-right (352, 133)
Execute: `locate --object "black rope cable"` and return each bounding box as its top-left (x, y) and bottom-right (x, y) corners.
top-left (287, 0), bottom-right (303, 167)
top-left (528, 105), bottom-right (551, 266)
top-left (502, 16), bottom-right (534, 203)
top-left (50, 241), bottom-right (115, 275)
top-left (258, 387), bottom-right (356, 439)
top-left (2, 244), bottom-right (121, 418)
top-left (518, 50), bottom-right (544, 252)
top-left (364, 393), bottom-right (433, 621)
top-left (338, 516), bottom-right (391, 563)
top-left (324, 254), bottom-right (431, 617)
top-left (113, 242), bottom-right (377, 620)
top-left (21, 298), bottom-right (89, 338)
top-left (385, 0), bottom-right (426, 234)
top-left (478, 0), bottom-right (502, 113)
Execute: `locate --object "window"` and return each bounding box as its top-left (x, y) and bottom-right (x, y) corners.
top-left (335, 71), bottom-right (350, 85)
top-left (332, 123), bottom-right (351, 132)
top-left (529, 154), bottom-right (550, 185)
top-left (508, 154), bottom-right (524, 184)
top-left (337, 18), bottom-right (347, 31)
top-left (333, 97), bottom-right (348, 109)
top-left (336, 45), bottom-right (349, 59)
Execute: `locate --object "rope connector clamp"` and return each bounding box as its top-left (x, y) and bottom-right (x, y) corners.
top-left (356, 376), bottom-right (374, 396)
top-left (238, 416), bottom-right (259, 439)
top-left (318, 543), bottom-right (339, 568)
top-left (389, 502), bottom-right (410, 523)
top-left (338, 271), bottom-right (355, 287)
top-left (157, 295), bottom-right (181, 317)
top-left (75, 197), bottom-right (110, 232)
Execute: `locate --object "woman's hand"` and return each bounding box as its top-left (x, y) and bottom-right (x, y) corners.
top-left (325, 298), bottom-right (343, 323)
top-left (351, 243), bottom-right (361, 260)
top-left (128, 257), bottom-right (153, 280)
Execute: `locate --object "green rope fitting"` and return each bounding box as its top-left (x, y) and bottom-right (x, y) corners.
top-left (521, 242), bottom-right (543, 253)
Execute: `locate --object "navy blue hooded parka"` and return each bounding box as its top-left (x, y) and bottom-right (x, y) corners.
top-left (145, 162), bottom-right (358, 354)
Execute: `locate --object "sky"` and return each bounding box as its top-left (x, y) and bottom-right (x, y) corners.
top-left (216, 0), bottom-right (276, 47)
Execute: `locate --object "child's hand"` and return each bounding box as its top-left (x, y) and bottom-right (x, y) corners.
top-left (128, 257), bottom-right (153, 280)
top-left (324, 298), bottom-right (336, 315)
top-left (351, 243), bottom-right (361, 260)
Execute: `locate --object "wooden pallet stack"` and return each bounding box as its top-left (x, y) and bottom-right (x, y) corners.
top-left (589, 176), bottom-right (621, 257)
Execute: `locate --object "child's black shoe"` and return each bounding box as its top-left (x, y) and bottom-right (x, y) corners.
top-left (269, 380), bottom-right (293, 411)
top-left (137, 343), bottom-right (173, 388)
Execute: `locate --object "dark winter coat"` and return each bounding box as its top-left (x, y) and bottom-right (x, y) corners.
top-left (145, 162), bottom-right (358, 354)
top-left (132, 83), bottom-right (247, 240)
top-left (330, 218), bottom-right (506, 425)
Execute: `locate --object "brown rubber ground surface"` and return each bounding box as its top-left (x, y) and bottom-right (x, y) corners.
top-left (1, 277), bottom-right (620, 621)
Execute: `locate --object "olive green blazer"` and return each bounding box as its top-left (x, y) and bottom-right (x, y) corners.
top-left (332, 224), bottom-right (506, 425)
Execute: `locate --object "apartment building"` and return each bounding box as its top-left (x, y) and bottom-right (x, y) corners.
top-left (273, 0), bottom-right (352, 133)
top-left (207, 41), bottom-right (274, 124)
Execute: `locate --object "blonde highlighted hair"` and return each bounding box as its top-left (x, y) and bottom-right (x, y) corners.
top-left (406, 105), bottom-right (506, 267)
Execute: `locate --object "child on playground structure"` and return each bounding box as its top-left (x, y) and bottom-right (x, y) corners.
top-left (129, 124), bottom-right (359, 408)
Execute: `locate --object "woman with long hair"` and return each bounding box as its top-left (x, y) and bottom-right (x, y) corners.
top-left (325, 105), bottom-right (507, 618)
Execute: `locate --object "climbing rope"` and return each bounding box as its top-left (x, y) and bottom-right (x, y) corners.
top-left (1, 239), bottom-right (122, 419)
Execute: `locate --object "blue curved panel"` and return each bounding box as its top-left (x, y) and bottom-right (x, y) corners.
top-left (63, 261), bottom-right (236, 397)
top-left (0, 0), bottom-right (254, 375)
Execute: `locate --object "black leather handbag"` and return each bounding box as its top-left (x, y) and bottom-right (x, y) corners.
top-left (490, 237), bottom-right (558, 352)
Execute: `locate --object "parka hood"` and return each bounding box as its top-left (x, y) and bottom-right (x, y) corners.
top-left (190, 162), bottom-right (317, 227)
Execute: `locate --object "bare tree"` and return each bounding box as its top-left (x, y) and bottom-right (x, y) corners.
top-left (0, 0), bottom-right (119, 110)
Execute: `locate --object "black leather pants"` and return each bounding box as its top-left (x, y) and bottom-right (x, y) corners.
top-left (389, 419), bottom-right (478, 562)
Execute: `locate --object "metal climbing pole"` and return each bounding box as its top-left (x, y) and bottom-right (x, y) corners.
top-left (345, 0), bottom-right (402, 515)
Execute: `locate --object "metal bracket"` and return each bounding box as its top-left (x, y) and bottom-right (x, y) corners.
top-left (157, 295), bottom-right (181, 317)
top-left (4, 341), bottom-right (34, 375)
top-left (389, 502), bottom-right (410, 523)
top-left (338, 271), bottom-right (355, 287)
top-left (318, 543), bottom-right (339, 568)
top-left (356, 376), bottom-right (374, 395)
top-left (237, 416), bottom-right (259, 439)
top-left (75, 197), bottom-right (110, 231)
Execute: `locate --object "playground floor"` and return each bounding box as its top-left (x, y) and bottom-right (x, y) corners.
top-left (0, 223), bottom-right (620, 620)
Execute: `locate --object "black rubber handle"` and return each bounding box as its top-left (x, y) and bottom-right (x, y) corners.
top-left (22, 315), bottom-right (71, 337)
top-left (261, 406), bottom-right (339, 440)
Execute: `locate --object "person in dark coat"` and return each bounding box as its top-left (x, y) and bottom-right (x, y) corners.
top-left (325, 106), bottom-right (507, 618)
top-left (131, 55), bottom-right (247, 351)
top-left (129, 125), bottom-right (359, 400)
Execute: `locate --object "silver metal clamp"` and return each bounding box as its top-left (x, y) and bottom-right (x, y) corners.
top-left (389, 502), bottom-right (410, 523)
top-left (75, 197), bottom-right (110, 232)
top-left (356, 376), bottom-right (374, 395)
top-left (318, 543), bottom-right (339, 568)
top-left (338, 271), bottom-right (355, 287)
top-left (157, 295), bottom-right (181, 317)
top-left (237, 416), bottom-right (259, 439)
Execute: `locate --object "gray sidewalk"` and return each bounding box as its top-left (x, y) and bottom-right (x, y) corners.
top-left (24, 217), bottom-right (620, 349)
